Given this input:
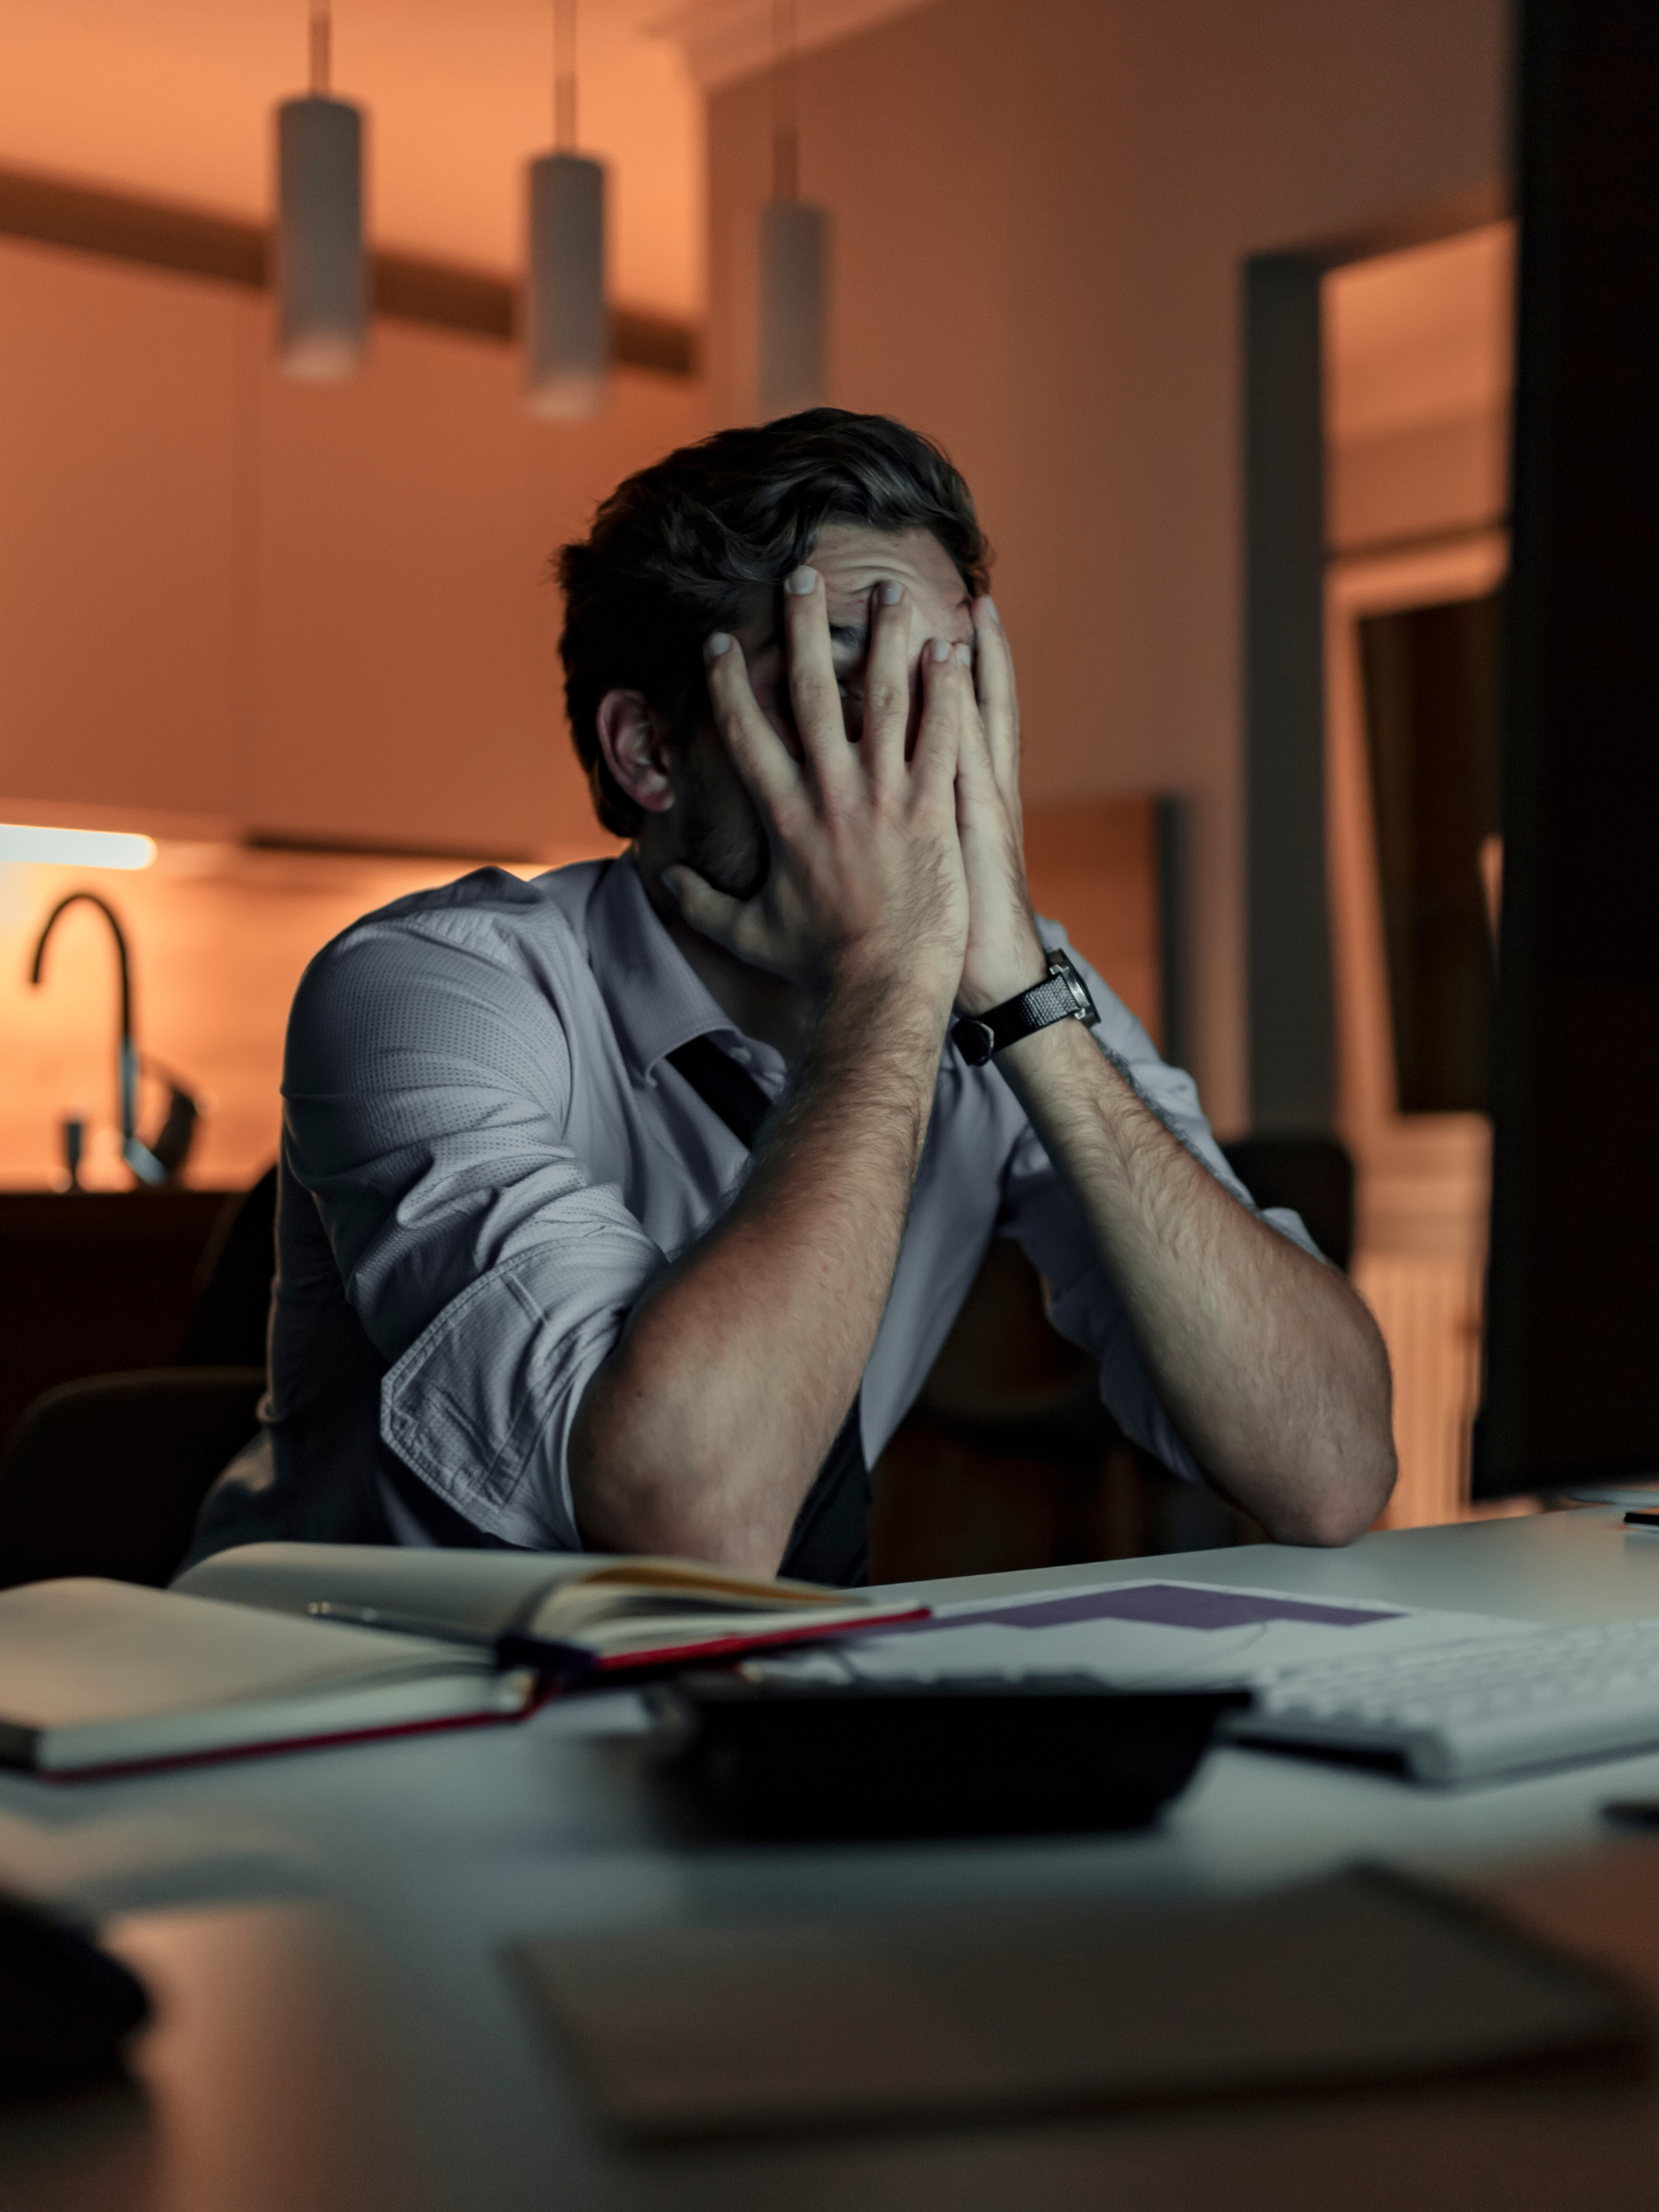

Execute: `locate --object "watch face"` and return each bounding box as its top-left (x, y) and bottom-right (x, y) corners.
top-left (1051, 953), bottom-right (1100, 1025)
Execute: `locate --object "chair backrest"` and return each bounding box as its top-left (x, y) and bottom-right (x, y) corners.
top-left (1220, 1136), bottom-right (1356, 1273)
top-left (175, 1165), bottom-right (279, 1367)
top-left (0, 1367), bottom-right (265, 1589)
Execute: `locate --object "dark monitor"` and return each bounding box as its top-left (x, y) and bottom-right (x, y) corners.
top-left (1469, 0), bottom-right (1659, 1500)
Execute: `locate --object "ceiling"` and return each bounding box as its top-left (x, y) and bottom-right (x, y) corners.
top-left (0, 0), bottom-right (933, 319)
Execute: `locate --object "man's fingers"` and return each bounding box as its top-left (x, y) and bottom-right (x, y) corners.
top-left (663, 865), bottom-right (803, 982)
top-left (972, 596), bottom-right (1021, 792)
top-left (862, 579), bottom-right (912, 784)
top-left (950, 641), bottom-right (1003, 801)
top-left (704, 632), bottom-right (799, 810)
top-left (660, 864), bottom-right (750, 957)
top-left (782, 567), bottom-right (859, 792)
top-left (912, 636), bottom-right (973, 799)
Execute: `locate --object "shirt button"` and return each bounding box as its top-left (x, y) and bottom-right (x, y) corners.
top-left (728, 1045), bottom-right (753, 1065)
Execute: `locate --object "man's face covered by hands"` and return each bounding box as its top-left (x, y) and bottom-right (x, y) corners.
top-left (672, 523), bottom-right (976, 901)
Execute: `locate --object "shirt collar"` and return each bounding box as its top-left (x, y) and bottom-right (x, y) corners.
top-left (585, 852), bottom-right (783, 1084)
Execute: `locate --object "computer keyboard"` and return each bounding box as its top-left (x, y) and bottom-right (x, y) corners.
top-left (1230, 1616), bottom-right (1659, 1783)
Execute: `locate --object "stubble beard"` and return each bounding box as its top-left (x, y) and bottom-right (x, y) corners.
top-left (678, 743), bottom-right (770, 904)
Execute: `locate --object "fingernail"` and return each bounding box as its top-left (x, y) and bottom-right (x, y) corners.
top-left (786, 566), bottom-right (818, 596)
top-left (877, 579), bottom-right (902, 605)
top-left (930, 638), bottom-right (951, 664)
top-left (705, 632), bottom-right (732, 657)
top-left (980, 595), bottom-right (1000, 623)
top-left (954, 641), bottom-right (972, 665)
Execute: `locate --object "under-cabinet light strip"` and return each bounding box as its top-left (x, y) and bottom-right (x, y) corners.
top-left (0, 825), bottom-right (156, 870)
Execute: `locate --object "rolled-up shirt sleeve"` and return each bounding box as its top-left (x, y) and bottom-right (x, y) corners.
top-left (282, 899), bottom-right (663, 1548)
top-left (995, 926), bottom-right (1322, 1488)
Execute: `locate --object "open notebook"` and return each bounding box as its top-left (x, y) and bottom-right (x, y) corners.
top-left (174, 1543), bottom-right (925, 1678)
top-left (0, 1549), bottom-right (924, 1778)
top-left (0, 1577), bottom-right (536, 1778)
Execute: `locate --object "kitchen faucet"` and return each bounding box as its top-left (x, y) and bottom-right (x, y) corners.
top-left (28, 891), bottom-right (198, 1187)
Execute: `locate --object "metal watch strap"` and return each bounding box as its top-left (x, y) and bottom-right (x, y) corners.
top-left (951, 951), bottom-right (1100, 1066)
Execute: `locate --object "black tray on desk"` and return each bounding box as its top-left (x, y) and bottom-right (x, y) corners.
top-left (650, 1671), bottom-right (1251, 1840)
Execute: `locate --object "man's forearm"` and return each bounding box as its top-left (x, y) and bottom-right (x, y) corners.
top-left (569, 976), bottom-right (948, 1571)
top-left (999, 1017), bottom-right (1396, 1544)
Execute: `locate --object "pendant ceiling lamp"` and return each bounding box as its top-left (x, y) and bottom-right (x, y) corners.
top-left (758, 0), bottom-right (826, 419)
top-left (526, 0), bottom-right (607, 419)
top-left (275, 0), bottom-right (367, 379)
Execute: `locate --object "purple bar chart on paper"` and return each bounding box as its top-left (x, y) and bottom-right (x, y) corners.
top-left (903, 1584), bottom-right (1404, 1636)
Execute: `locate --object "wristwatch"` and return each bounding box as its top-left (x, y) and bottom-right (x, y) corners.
top-left (951, 950), bottom-right (1101, 1066)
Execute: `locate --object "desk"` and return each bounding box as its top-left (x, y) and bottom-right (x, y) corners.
top-left (6, 1508), bottom-right (1659, 2210)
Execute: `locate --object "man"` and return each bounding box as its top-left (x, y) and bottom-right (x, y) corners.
top-left (187, 409), bottom-right (1394, 1579)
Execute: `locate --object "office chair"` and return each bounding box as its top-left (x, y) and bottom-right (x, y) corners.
top-left (175, 1164), bottom-right (279, 1367)
top-left (1219, 1136), bottom-right (1356, 1273)
top-left (0, 1367), bottom-right (267, 1590)
top-left (870, 1139), bottom-right (1356, 1580)
top-left (0, 1168), bottom-right (277, 1591)
top-left (868, 1239), bottom-right (1251, 1580)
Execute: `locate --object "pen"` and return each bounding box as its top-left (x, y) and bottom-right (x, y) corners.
top-left (1603, 1800), bottom-right (1659, 1829)
top-left (308, 1599), bottom-right (499, 1647)
top-left (306, 1601), bottom-right (596, 1681)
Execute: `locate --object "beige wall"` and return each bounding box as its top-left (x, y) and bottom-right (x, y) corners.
top-left (707, 0), bottom-right (1506, 1128)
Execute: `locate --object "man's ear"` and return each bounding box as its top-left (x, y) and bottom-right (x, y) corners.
top-left (595, 689), bottom-right (676, 814)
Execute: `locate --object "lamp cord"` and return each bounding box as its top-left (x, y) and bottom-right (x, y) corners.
top-left (555, 0), bottom-right (577, 151)
top-left (309, 0), bottom-right (331, 97)
top-left (771, 0), bottom-right (798, 201)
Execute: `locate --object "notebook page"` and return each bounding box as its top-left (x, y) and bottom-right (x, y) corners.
top-left (174, 1541), bottom-right (600, 1634)
top-left (0, 1579), bottom-right (489, 1733)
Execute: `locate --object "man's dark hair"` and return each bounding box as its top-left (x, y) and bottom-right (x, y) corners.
top-left (555, 408), bottom-right (991, 837)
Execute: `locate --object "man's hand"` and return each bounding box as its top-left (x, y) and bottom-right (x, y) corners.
top-left (570, 566), bottom-right (976, 1574)
top-left (951, 597), bottom-right (1050, 1014)
top-left (944, 598), bottom-right (1394, 1544)
top-left (661, 566), bottom-right (968, 1008)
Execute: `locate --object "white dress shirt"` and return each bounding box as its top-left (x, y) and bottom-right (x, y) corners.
top-left (186, 852), bottom-right (1315, 1562)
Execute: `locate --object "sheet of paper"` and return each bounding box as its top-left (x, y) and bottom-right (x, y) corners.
top-left (749, 1578), bottom-right (1533, 1692)
top-left (515, 1868), bottom-right (1645, 2142)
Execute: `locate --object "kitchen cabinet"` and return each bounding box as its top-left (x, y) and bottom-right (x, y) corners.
top-left (0, 232), bottom-right (707, 859)
top-left (0, 237), bottom-right (249, 826)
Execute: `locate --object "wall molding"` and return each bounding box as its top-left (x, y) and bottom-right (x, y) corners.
top-left (0, 162), bottom-right (697, 378)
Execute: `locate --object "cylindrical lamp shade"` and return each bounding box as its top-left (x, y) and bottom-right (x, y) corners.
top-left (758, 199), bottom-right (826, 420)
top-left (526, 152), bottom-right (607, 419)
top-left (276, 95), bottom-right (367, 379)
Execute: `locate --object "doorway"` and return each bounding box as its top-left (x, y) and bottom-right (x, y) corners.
top-left (1322, 220), bottom-right (1514, 1526)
